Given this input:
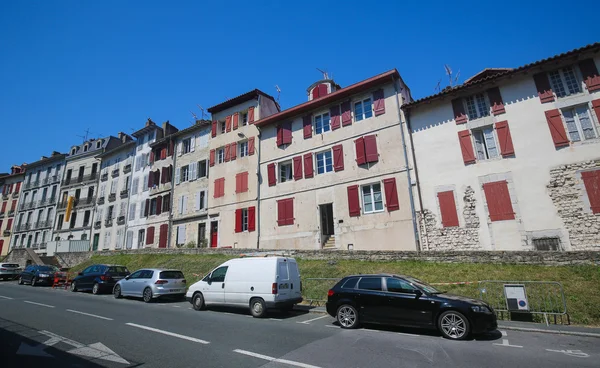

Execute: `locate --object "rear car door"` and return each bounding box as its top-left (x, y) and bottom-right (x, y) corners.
top-left (204, 266), bottom-right (227, 304)
top-left (384, 277), bottom-right (435, 327)
top-left (355, 277), bottom-right (389, 323)
top-left (276, 260), bottom-right (291, 301)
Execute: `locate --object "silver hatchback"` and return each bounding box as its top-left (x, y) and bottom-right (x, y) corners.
top-left (0, 263), bottom-right (21, 280)
top-left (113, 268), bottom-right (187, 303)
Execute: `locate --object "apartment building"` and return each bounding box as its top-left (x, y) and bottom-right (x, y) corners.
top-left (11, 153), bottom-right (65, 253)
top-left (171, 120), bottom-right (211, 248)
top-left (1, 165), bottom-right (26, 255)
top-left (207, 89), bottom-right (280, 248)
top-left (256, 70), bottom-right (417, 251)
top-left (404, 43), bottom-right (600, 251)
top-left (93, 140), bottom-right (135, 250)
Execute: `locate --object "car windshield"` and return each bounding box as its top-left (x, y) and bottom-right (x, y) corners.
top-left (38, 266), bottom-right (58, 272)
top-left (406, 277), bottom-right (441, 294)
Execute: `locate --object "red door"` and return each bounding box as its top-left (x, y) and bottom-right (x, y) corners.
top-left (158, 224), bottom-right (168, 248)
top-left (210, 221), bottom-right (218, 248)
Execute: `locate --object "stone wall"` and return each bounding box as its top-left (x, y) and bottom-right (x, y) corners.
top-left (548, 160), bottom-right (600, 251)
top-left (2, 249), bottom-right (38, 268)
top-left (421, 186), bottom-right (481, 251)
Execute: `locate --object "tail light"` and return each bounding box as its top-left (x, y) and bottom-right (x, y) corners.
top-left (0, 268), bottom-right (6, 271)
top-left (155, 280), bottom-right (168, 285)
top-left (181, 279), bottom-right (186, 284)
top-left (272, 282), bottom-right (278, 295)
top-left (100, 275), bottom-right (109, 281)
top-left (327, 289), bottom-right (335, 297)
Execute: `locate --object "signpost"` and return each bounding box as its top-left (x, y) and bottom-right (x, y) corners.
top-left (504, 284), bottom-right (529, 311)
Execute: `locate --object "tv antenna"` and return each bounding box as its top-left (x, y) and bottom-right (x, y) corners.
top-left (76, 128), bottom-right (91, 143)
top-left (316, 68), bottom-right (329, 80)
top-left (197, 105), bottom-right (207, 119)
top-left (434, 79), bottom-right (442, 93)
top-left (275, 85), bottom-right (281, 104)
top-left (190, 110), bottom-right (198, 120)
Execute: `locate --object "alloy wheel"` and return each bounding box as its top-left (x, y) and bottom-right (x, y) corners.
top-left (143, 288), bottom-right (152, 303)
top-left (440, 312), bottom-right (467, 339)
top-left (337, 306), bottom-right (357, 328)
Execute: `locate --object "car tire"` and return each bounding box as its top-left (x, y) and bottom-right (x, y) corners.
top-left (250, 298), bottom-right (267, 318)
top-left (92, 283), bottom-right (100, 295)
top-left (113, 284), bottom-right (122, 299)
top-left (192, 292), bottom-right (205, 311)
top-left (143, 287), bottom-right (153, 303)
top-left (337, 304), bottom-right (359, 329)
top-left (438, 310), bottom-right (470, 340)
top-left (31, 278), bottom-right (36, 287)
top-left (70, 281), bottom-right (78, 292)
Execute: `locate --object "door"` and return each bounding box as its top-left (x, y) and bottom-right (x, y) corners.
top-left (131, 270), bottom-right (154, 296)
top-left (384, 277), bottom-right (436, 327)
top-left (198, 223), bottom-right (206, 247)
top-left (81, 265), bottom-right (98, 289)
top-left (355, 277), bottom-right (389, 323)
top-left (276, 260), bottom-right (291, 301)
top-left (203, 266), bottom-right (227, 304)
top-left (210, 221), bottom-right (218, 248)
top-left (319, 204), bottom-right (334, 244)
top-left (121, 270), bottom-right (143, 295)
top-left (92, 234), bottom-right (99, 251)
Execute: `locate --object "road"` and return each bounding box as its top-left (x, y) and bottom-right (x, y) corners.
top-left (0, 280), bottom-right (598, 368)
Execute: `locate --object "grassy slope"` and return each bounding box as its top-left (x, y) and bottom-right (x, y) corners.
top-left (71, 254), bottom-right (600, 326)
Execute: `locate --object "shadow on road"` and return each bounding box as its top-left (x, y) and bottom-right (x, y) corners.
top-left (203, 305), bottom-right (310, 319)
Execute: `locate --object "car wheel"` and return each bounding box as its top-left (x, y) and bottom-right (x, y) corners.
top-left (250, 298), bottom-right (267, 318)
top-left (113, 284), bottom-right (122, 299)
top-left (337, 304), bottom-right (359, 329)
top-left (192, 292), bottom-right (205, 311)
top-left (31, 278), bottom-right (36, 287)
top-left (143, 287), bottom-right (153, 303)
top-left (70, 281), bottom-right (78, 292)
top-left (92, 283), bottom-right (100, 295)
top-left (438, 311), bottom-right (470, 340)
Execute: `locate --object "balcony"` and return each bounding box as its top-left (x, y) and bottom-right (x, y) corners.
top-left (120, 189), bottom-right (129, 199)
top-left (123, 164), bottom-right (132, 174)
top-left (16, 223), bottom-right (31, 232)
top-left (94, 221), bottom-right (101, 229)
top-left (2, 194), bottom-right (8, 200)
top-left (33, 220), bottom-right (52, 229)
top-left (12, 191), bottom-right (20, 198)
top-left (117, 216), bottom-right (126, 225)
top-left (111, 169), bottom-right (120, 178)
top-left (41, 197), bottom-right (57, 206)
top-left (19, 201), bottom-right (37, 211)
top-left (7, 209), bottom-right (15, 217)
top-left (105, 218), bottom-right (113, 227)
top-left (101, 173), bottom-right (108, 182)
top-left (3, 230), bottom-right (10, 236)
top-left (97, 197), bottom-right (105, 205)
top-left (57, 201), bottom-right (68, 210)
top-left (108, 193), bottom-right (116, 202)
top-left (62, 173), bottom-right (98, 187)
top-left (76, 196), bottom-right (96, 208)
top-left (43, 175), bottom-right (60, 185)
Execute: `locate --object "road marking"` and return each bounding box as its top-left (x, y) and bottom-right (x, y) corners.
top-left (269, 318), bottom-right (283, 321)
top-left (66, 309), bottom-right (113, 321)
top-left (546, 349), bottom-right (589, 358)
top-left (297, 315), bottom-right (329, 324)
top-left (0, 295), bottom-right (14, 299)
top-left (125, 323), bottom-right (210, 344)
top-left (493, 339), bottom-right (522, 348)
top-left (24, 301), bottom-right (54, 308)
top-left (501, 330), bottom-right (507, 337)
top-left (325, 325), bottom-right (338, 328)
top-left (37, 330), bottom-right (129, 364)
top-left (172, 305), bottom-right (181, 308)
top-left (233, 349), bottom-right (322, 368)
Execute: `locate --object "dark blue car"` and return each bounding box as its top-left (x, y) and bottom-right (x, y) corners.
top-left (19, 265), bottom-right (59, 286)
top-left (70, 264), bottom-right (130, 295)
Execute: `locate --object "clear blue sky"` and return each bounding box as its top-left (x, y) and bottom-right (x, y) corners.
top-left (0, 1), bottom-right (597, 171)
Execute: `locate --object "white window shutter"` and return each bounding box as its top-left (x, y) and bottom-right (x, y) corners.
top-left (183, 195), bottom-right (188, 214)
top-left (177, 142), bottom-right (183, 156)
top-left (195, 191), bottom-right (200, 211)
top-left (175, 167), bottom-right (180, 185)
top-left (126, 231), bottom-right (133, 249)
top-left (179, 196), bottom-right (184, 214)
top-left (190, 163), bottom-right (197, 181)
top-left (203, 190), bottom-right (207, 209)
top-left (190, 137), bottom-right (195, 152)
top-left (181, 225), bottom-right (186, 244)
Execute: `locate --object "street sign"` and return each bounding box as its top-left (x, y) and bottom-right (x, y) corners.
top-left (504, 284), bottom-right (529, 311)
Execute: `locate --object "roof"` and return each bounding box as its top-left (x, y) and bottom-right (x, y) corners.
top-left (95, 141), bottom-right (135, 159)
top-left (25, 153), bottom-right (67, 168)
top-left (463, 68), bottom-right (513, 83)
top-left (132, 119), bottom-right (160, 138)
top-left (170, 119), bottom-right (211, 139)
top-left (207, 89), bottom-right (278, 114)
top-left (403, 42), bottom-right (600, 110)
top-left (255, 69), bottom-right (400, 128)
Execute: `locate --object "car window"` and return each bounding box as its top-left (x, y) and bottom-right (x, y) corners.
top-left (210, 266), bottom-right (228, 283)
top-left (386, 278), bottom-right (417, 293)
top-left (129, 270), bottom-right (143, 279)
top-left (341, 277), bottom-right (359, 289)
top-left (108, 266), bottom-right (129, 273)
top-left (159, 271), bottom-right (184, 279)
top-left (83, 266), bottom-right (94, 274)
top-left (358, 277), bottom-right (382, 291)
top-left (25, 266), bottom-right (34, 272)
top-left (2, 263), bottom-right (19, 268)
top-left (38, 266), bottom-right (57, 272)
top-left (278, 262), bottom-right (289, 280)
top-left (142, 270), bottom-right (154, 279)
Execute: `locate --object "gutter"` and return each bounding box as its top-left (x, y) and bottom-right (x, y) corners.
top-left (392, 76), bottom-right (421, 252)
top-left (256, 96), bottom-right (262, 249)
top-left (167, 139), bottom-right (176, 248)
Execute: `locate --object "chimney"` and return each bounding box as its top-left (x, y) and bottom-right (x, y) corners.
top-left (41, 156), bottom-right (48, 160)
top-left (52, 151), bottom-right (60, 156)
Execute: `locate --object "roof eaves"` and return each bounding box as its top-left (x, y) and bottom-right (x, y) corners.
top-left (207, 89), bottom-right (277, 114)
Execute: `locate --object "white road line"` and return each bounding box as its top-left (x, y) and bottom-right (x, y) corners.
top-left (125, 323), bottom-right (210, 344)
top-left (172, 305), bottom-right (181, 308)
top-left (501, 330), bottom-right (507, 337)
top-left (269, 318), bottom-right (283, 321)
top-left (66, 309), bottom-right (113, 321)
top-left (324, 325), bottom-right (338, 328)
top-left (297, 315), bottom-right (329, 324)
top-left (233, 349), bottom-right (322, 368)
top-left (24, 301), bottom-right (54, 308)
top-left (0, 295), bottom-right (14, 300)
top-left (493, 339), bottom-right (523, 348)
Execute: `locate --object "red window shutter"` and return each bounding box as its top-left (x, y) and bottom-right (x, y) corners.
top-left (286, 198), bottom-right (294, 225)
top-left (267, 163), bottom-right (276, 186)
top-left (293, 156), bottom-right (303, 180)
top-left (164, 194), bottom-right (171, 212)
top-left (544, 109), bottom-right (569, 148)
top-left (248, 137), bottom-right (255, 155)
top-left (347, 185), bottom-right (361, 217)
top-left (451, 98), bottom-right (467, 124)
top-left (209, 149), bottom-right (215, 167)
top-left (277, 200), bottom-right (286, 226)
top-left (383, 178), bottom-right (400, 212)
top-left (146, 226), bottom-right (155, 245)
top-left (144, 199), bottom-right (150, 217)
top-left (148, 172), bottom-right (154, 187)
top-left (235, 209), bottom-right (242, 233)
top-left (330, 106), bottom-right (341, 130)
top-left (235, 173), bottom-right (242, 193)
top-left (220, 178), bottom-right (225, 197)
top-left (161, 167), bottom-right (166, 184)
top-left (7, 219), bottom-right (12, 230)
top-left (15, 182), bottom-right (21, 193)
top-left (312, 87), bottom-right (320, 100)
top-left (364, 135), bottom-right (378, 163)
top-left (224, 144), bottom-right (231, 162)
top-left (248, 206), bottom-right (256, 232)
top-left (373, 89), bottom-right (385, 116)
top-left (437, 191), bottom-right (459, 227)
top-left (487, 87), bottom-right (506, 115)
top-left (276, 125), bottom-right (283, 146)
top-left (230, 142), bottom-right (237, 161)
top-left (303, 115), bottom-right (312, 139)
top-left (226, 115), bottom-right (232, 132)
top-left (1, 202), bottom-right (5, 213)
top-left (592, 100), bottom-right (600, 126)
top-left (533, 73), bottom-right (555, 103)
top-left (333, 144), bottom-right (344, 172)
top-left (161, 148), bottom-right (167, 160)
top-left (211, 121), bottom-right (217, 137)
top-left (214, 179), bottom-right (219, 198)
top-left (156, 170), bottom-right (161, 185)
top-left (0, 221), bottom-right (3, 231)
top-left (233, 113), bottom-right (239, 130)
top-left (283, 122), bottom-right (292, 145)
top-left (483, 181), bottom-right (515, 221)
top-left (495, 120), bottom-right (515, 157)
top-left (242, 172), bottom-right (248, 192)
top-left (150, 151), bottom-right (155, 164)
top-left (579, 59), bottom-right (600, 92)
top-left (355, 137), bottom-right (366, 165)
top-left (248, 106), bottom-right (255, 124)
top-left (341, 101), bottom-right (352, 126)
top-left (303, 153), bottom-right (314, 178)
top-left (159, 224), bottom-right (168, 248)
top-left (582, 170), bottom-right (600, 213)
top-left (10, 200), bottom-right (16, 211)
top-left (458, 131), bottom-right (476, 164)
top-left (318, 84), bottom-right (328, 97)
top-left (169, 141), bottom-right (174, 157)
top-left (169, 165), bottom-right (173, 182)
top-left (156, 196), bottom-right (162, 215)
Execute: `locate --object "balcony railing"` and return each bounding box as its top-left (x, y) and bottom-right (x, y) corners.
top-left (16, 223), bottom-right (31, 232)
top-left (57, 201), bottom-right (68, 209)
top-left (12, 191), bottom-right (20, 198)
top-left (94, 221), bottom-right (101, 229)
top-left (101, 173), bottom-right (108, 182)
top-left (43, 175), bottom-right (60, 185)
top-left (2, 194), bottom-right (9, 200)
top-left (76, 196), bottom-right (96, 208)
top-left (19, 201), bottom-right (37, 211)
top-left (40, 197), bottom-right (57, 206)
top-left (62, 173), bottom-right (98, 187)
top-left (117, 216), bottom-right (126, 225)
top-left (111, 169), bottom-right (120, 178)
top-left (7, 209), bottom-right (15, 216)
top-left (33, 220), bottom-right (52, 229)
top-left (123, 164), bottom-right (132, 173)
top-left (120, 189), bottom-right (129, 198)
top-left (0, 212), bottom-right (4, 218)
top-left (105, 218), bottom-right (113, 227)
top-left (97, 197), bottom-right (105, 205)
top-left (3, 230), bottom-right (10, 236)
top-left (108, 193), bottom-right (116, 202)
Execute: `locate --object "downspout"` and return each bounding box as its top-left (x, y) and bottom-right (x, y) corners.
top-left (88, 157), bottom-right (101, 250)
top-left (392, 76), bottom-right (421, 252)
top-left (167, 139), bottom-right (176, 248)
top-left (256, 96), bottom-right (262, 249)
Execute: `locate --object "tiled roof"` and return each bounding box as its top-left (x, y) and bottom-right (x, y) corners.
top-left (207, 89), bottom-right (279, 114)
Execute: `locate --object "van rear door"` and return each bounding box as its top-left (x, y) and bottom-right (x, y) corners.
top-left (276, 259), bottom-right (291, 300)
top-left (288, 259), bottom-right (302, 300)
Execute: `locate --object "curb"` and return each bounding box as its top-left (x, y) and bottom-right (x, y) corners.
top-left (498, 325), bottom-right (600, 338)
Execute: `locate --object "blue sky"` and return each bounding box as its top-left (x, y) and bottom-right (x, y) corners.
top-left (0, 0), bottom-right (596, 171)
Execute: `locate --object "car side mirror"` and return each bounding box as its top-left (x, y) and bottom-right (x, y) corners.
top-left (414, 290), bottom-right (423, 298)
top-left (125, 275), bottom-right (130, 280)
top-left (78, 272), bottom-right (83, 276)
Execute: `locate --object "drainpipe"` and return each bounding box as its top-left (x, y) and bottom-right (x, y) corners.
top-left (256, 97), bottom-right (262, 250)
top-left (392, 76), bottom-right (421, 252)
top-left (167, 139), bottom-right (176, 249)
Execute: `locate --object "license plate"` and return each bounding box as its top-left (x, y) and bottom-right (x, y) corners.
top-left (169, 289), bottom-right (180, 292)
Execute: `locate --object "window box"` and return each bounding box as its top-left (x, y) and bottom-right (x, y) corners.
top-left (94, 221), bottom-right (101, 229)
top-left (117, 216), bottom-right (126, 225)
top-left (123, 164), bottom-right (132, 173)
top-left (120, 189), bottom-right (129, 198)
top-left (108, 193), bottom-right (116, 202)
top-left (101, 173), bottom-right (108, 182)
top-left (111, 169), bottom-right (120, 178)
top-left (97, 197), bottom-right (105, 205)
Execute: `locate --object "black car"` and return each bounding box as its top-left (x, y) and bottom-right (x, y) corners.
top-left (326, 274), bottom-right (497, 340)
top-left (19, 265), bottom-right (59, 286)
top-left (71, 264), bottom-right (130, 295)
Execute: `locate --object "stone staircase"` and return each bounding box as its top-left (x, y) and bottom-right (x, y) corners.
top-left (39, 256), bottom-right (61, 268)
top-left (322, 235), bottom-right (336, 249)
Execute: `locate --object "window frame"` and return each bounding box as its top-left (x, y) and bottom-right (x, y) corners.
top-left (278, 160), bottom-right (293, 183)
top-left (315, 150), bottom-right (333, 175)
top-left (361, 182), bottom-right (384, 214)
top-left (548, 66), bottom-right (582, 98)
top-left (471, 125), bottom-right (500, 160)
top-left (464, 93), bottom-right (490, 120)
top-left (217, 148), bottom-right (225, 164)
top-left (181, 165), bottom-right (190, 182)
top-left (239, 141), bottom-right (249, 158)
top-left (561, 105), bottom-right (598, 142)
top-left (182, 138), bottom-right (192, 154)
top-left (241, 112), bottom-right (248, 126)
top-left (354, 97), bottom-right (373, 122)
top-left (242, 208), bottom-right (248, 232)
top-left (219, 121), bottom-right (226, 134)
top-left (314, 111), bottom-right (331, 134)
top-left (198, 160), bottom-right (208, 178)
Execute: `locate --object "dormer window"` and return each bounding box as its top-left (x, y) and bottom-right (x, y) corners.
top-left (83, 145), bottom-right (88, 152)
top-left (96, 140), bottom-right (102, 149)
top-left (464, 93), bottom-right (490, 120)
top-left (548, 66), bottom-right (581, 98)
top-left (71, 148), bottom-right (77, 155)
top-left (312, 84), bottom-right (328, 99)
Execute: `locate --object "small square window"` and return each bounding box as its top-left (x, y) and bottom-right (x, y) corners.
top-left (464, 93), bottom-right (489, 119)
top-left (279, 161), bottom-right (293, 183)
top-left (181, 165), bottom-right (190, 182)
top-left (362, 183), bottom-right (384, 214)
top-left (354, 98), bottom-right (373, 121)
top-left (314, 113), bottom-right (331, 134)
top-left (239, 141), bottom-right (249, 157)
top-left (242, 113), bottom-right (248, 126)
top-left (220, 121), bottom-right (226, 134)
top-left (217, 148), bottom-right (225, 164)
top-left (549, 66), bottom-right (581, 98)
top-left (472, 126), bottom-right (499, 160)
top-left (242, 208), bottom-right (248, 232)
top-left (316, 150), bottom-right (333, 174)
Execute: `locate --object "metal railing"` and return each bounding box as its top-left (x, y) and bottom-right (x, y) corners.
top-left (101, 173), bottom-right (108, 182)
top-left (302, 278), bottom-right (341, 306)
top-left (19, 201), bottom-right (38, 210)
top-left (123, 164), bottom-right (132, 173)
top-left (108, 193), bottom-right (116, 202)
top-left (12, 191), bottom-right (19, 198)
top-left (97, 197), bottom-right (105, 205)
top-left (43, 175), bottom-right (60, 185)
top-left (117, 216), bottom-right (126, 225)
top-left (111, 169), bottom-right (120, 178)
top-left (15, 223), bottom-right (32, 232)
top-left (120, 189), bottom-right (129, 198)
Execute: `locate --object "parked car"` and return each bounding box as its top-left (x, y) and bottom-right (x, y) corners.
top-left (113, 268), bottom-right (187, 303)
top-left (326, 274), bottom-right (497, 340)
top-left (0, 263), bottom-right (21, 280)
top-left (186, 256), bottom-right (303, 318)
top-left (19, 265), bottom-right (59, 286)
top-left (71, 264), bottom-right (130, 294)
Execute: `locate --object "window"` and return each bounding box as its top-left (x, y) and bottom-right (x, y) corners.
top-left (314, 112), bottom-right (331, 134)
top-left (57, 214), bottom-right (64, 229)
top-left (354, 98), bottom-right (373, 121)
top-left (182, 138), bottom-right (191, 154)
top-left (217, 148), bottom-right (225, 164)
top-left (214, 178), bottom-right (225, 198)
top-left (532, 237), bottom-right (560, 251)
top-left (181, 165), bottom-right (190, 182)
top-left (279, 161), bottom-right (293, 182)
top-left (562, 106), bottom-right (597, 142)
top-left (358, 277), bottom-right (382, 291)
top-left (220, 121), bottom-right (226, 134)
top-left (241, 112), bottom-right (248, 126)
top-left (386, 278), bottom-right (417, 293)
top-left (139, 200), bottom-right (146, 218)
top-left (149, 198), bottom-right (157, 216)
top-left (341, 277), bottom-right (359, 289)
top-left (129, 204), bottom-right (136, 221)
top-left (362, 183), bottom-right (383, 214)
top-left (548, 66), bottom-right (581, 98)
top-left (241, 208), bottom-right (248, 231)
top-left (483, 180), bottom-right (515, 221)
top-left (582, 170), bottom-right (600, 214)
top-left (239, 141), bottom-right (248, 158)
top-left (236, 172), bottom-right (248, 193)
top-left (143, 174), bottom-right (149, 192)
top-left (316, 151), bottom-right (333, 174)
top-left (210, 266), bottom-right (228, 282)
top-left (131, 178), bottom-right (139, 195)
top-left (472, 126), bottom-right (499, 160)
top-left (198, 160), bottom-right (208, 178)
top-left (464, 93), bottom-right (489, 119)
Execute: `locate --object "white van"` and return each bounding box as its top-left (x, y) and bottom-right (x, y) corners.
top-left (186, 257), bottom-right (303, 318)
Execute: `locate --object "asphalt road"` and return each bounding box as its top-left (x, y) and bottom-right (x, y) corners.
top-left (0, 280), bottom-right (598, 368)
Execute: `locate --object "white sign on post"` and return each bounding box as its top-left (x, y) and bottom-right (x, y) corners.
top-left (504, 284), bottom-right (529, 311)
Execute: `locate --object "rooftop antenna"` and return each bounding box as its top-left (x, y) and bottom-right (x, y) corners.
top-left (434, 79), bottom-right (442, 93)
top-left (76, 128), bottom-right (91, 143)
top-left (444, 64), bottom-right (453, 87)
top-left (454, 70), bottom-right (461, 85)
top-left (316, 68), bottom-right (329, 80)
top-left (275, 85), bottom-right (281, 104)
top-left (197, 105), bottom-right (207, 119)
top-left (190, 110), bottom-right (198, 120)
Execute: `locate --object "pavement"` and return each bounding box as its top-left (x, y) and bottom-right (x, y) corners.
top-left (0, 279), bottom-right (598, 367)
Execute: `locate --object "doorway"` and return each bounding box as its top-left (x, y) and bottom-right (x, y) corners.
top-left (210, 221), bottom-right (218, 248)
top-left (92, 234), bottom-right (99, 251)
top-left (198, 223), bottom-right (206, 248)
top-left (319, 203), bottom-right (334, 243)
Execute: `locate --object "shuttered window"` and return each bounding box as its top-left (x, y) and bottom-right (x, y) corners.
top-left (562, 106), bottom-right (597, 142)
top-left (487, 87), bottom-right (506, 115)
top-left (248, 136), bottom-right (255, 155)
top-left (458, 131), bottom-right (476, 164)
top-left (533, 73), bottom-right (555, 103)
top-left (303, 115), bottom-right (313, 139)
top-left (472, 126), bottom-right (499, 160)
top-left (159, 224), bottom-right (168, 248)
top-left (582, 170), bottom-right (600, 214)
top-left (146, 226), bottom-right (155, 245)
top-left (233, 113), bottom-right (239, 130)
top-left (373, 89), bottom-right (385, 116)
top-left (209, 149), bottom-right (215, 167)
top-left (248, 206), bottom-right (256, 232)
top-left (225, 115), bottom-right (232, 132)
top-left (333, 145), bottom-right (344, 172)
top-left (330, 105), bottom-right (341, 130)
top-left (211, 121), bottom-right (217, 137)
top-left (248, 106), bottom-right (255, 123)
top-left (355, 135), bottom-right (378, 165)
top-left (383, 178), bottom-right (399, 212)
top-left (303, 153), bottom-right (314, 178)
top-left (354, 98), bottom-right (373, 121)
top-left (236, 172), bottom-right (249, 193)
top-left (495, 121), bottom-right (515, 157)
top-left (267, 163), bottom-right (277, 186)
top-left (315, 113), bottom-right (331, 134)
top-left (451, 98), bottom-right (468, 124)
top-left (293, 156), bottom-right (303, 180)
top-left (213, 178), bottom-right (225, 198)
top-left (341, 101), bottom-right (352, 126)
top-left (230, 142), bottom-right (237, 160)
top-left (277, 198), bottom-right (294, 226)
top-left (544, 109), bottom-right (570, 148)
top-left (362, 183), bottom-right (383, 214)
top-left (437, 191), bottom-right (459, 227)
top-left (483, 181), bottom-right (515, 221)
top-left (579, 59), bottom-right (600, 92)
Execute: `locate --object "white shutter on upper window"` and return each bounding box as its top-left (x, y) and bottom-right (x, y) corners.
top-left (183, 195), bottom-right (188, 214)
top-left (177, 225), bottom-right (186, 245)
top-left (140, 200), bottom-right (145, 218)
top-left (190, 163), bottom-right (197, 181)
top-left (177, 142), bottom-right (183, 156)
top-left (195, 191), bottom-right (201, 211)
top-left (126, 230), bottom-right (133, 249)
top-left (129, 204), bottom-right (136, 221)
top-left (190, 136), bottom-right (195, 152)
top-left (175, 167), bottom-right (181, 185)
top-left (179, 196), bottom-right (184, 214)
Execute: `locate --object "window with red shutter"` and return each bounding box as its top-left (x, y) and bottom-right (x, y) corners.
top-left (226, 115), bottom-right (232, 132)
top-left (146, 226), bottom-right (155, 245)
top-left (159, 224), bottom-right (168, 248)
top-left (486, 87), bottom-right (506, 115)
top-left (149, 151), bottom-right (155, 164)
top-left (311, 87), bottom-right (320, 100)
top-left (452, 98), bottom-right (468, 124)
top-left (211, 121), bottom-right (217, 137)
top-left (364, 135), bottom-right (378, 163)
top-left (495, 121), bottom-right (515, 157)
top-left (383, 178), bottom-right (399, 212)
top-left (544, 109), bottom-right (570, 148)
top-left (437, 191), bottom-right (459, 227)
top-left (333, 145), bottom-right (344, 172)
top-left (277, 198), bottom-right (294, 226)
top-left (6, 219), bottom-right (12, 230)
top-left (230, 142), bottom-right (237, 161)
top-left (248, 137), bottom-right (255, 155)
top-left (225, 144), bottom-right (231, 162)
top-left (156, 196), bottom-right (162, 215)
top-left (163, 193), bottom-right (171, 212)
top-left (283, 122), bottom-right (292, 145)
top-left (293, 156), bottom-right (303, 180)
top-left (592, 100), bottom-right (600, 125)
top-left (233, 113), bottom-right (239, 130)
top-left (579, 59), bottom-right (600, 92)
top-left (267, 163), bottom-right (276, 186)
top-left (303, 115), bottom-right (313, 139)
top-left (483, 181), bottom-right (515, 221)
top-left (458, 131), bottom-right (476, 164)
top-left (144, 199), bottom-right (150, 217)
top-left (248, 106), bottom-right (255, 124)
top-left (582, 170), bottom-right (600, 214)
top-left (347, 185), bottom-right (361, 217)
top-left (236, 172), bottom-right (249, 193)
top-left (303, 153), bottom-right (314, 178)
top-left (214, 178), bottom-right (222, 198)
top-left (355, 137), bottom-right (366, 165)
top-left (533, 73), bottom-right (555, 103)
top-left (330, 106), bottom-right (341, 130)
top-left (276, 125), bottom-right (283, 146)
top-left (248, 206), bottom-right (256, 232)
top-left (318, 84), bottom-right (328, 97)
top-left (341, 101), bottom-right (352, 126)
top-left (209, 149), bottom-right (215, 167)
top-left (235, 209), bottom-right (242, 233)
top-left (148, 172), bottom-right (154, 188)
top-left (373, 89), bottom-right (385, 116)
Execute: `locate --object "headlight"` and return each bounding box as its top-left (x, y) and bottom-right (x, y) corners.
top-left (39, 273), bottom-right (49, 277)
top-left (471, 305), bottom-right (491, 313)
